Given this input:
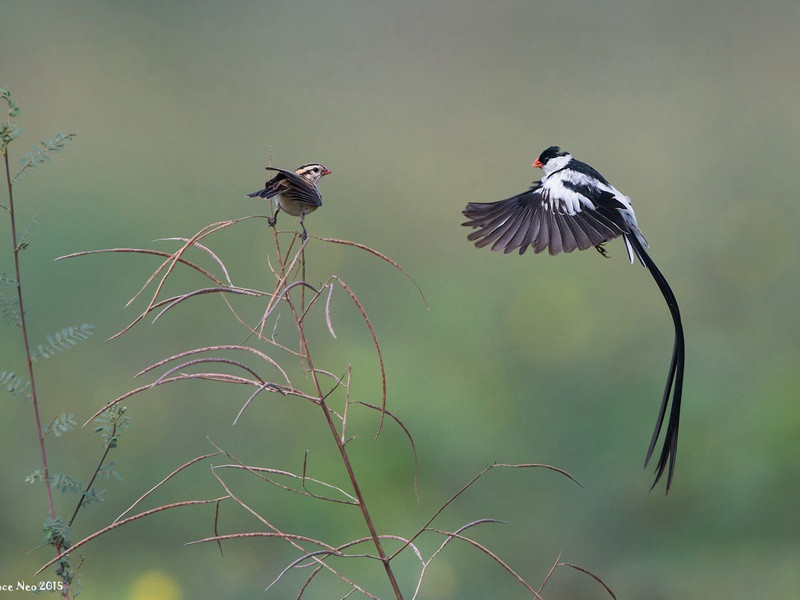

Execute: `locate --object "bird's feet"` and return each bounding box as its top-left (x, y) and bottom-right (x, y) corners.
top-left (267, 216), bottom-right (277, 228)
top-left (594, 244), bottom-right (610, 258)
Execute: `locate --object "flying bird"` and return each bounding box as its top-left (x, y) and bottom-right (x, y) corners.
top-left (462, 146), bottom-right (685, 491)
top-left (247, 163), bottom-right (331, 239)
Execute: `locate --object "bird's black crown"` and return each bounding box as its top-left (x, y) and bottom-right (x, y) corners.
top-left (537, 146), bottom-right (565, 163)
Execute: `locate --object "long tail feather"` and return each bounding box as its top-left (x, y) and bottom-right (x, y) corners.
top-left (626, 234), bottom-right (685, 492)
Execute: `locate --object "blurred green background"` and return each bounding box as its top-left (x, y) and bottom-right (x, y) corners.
top-left (2, 0), bottom-right (800, 598)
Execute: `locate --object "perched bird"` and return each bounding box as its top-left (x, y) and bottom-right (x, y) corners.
top-left (462, 146), bottom-right (685, 491)
top-left (247, 163), bottom-right (331, 239)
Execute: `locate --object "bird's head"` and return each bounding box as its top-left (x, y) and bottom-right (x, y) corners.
top-left (533, 146), bottom-right (572, 175)
top-left (296, 163), bottom-right (332, 184)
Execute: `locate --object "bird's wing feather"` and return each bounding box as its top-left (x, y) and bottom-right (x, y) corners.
top-left (462, 184), bottom-right (630, 255)
top-left (263, 167), bottom-right (323, 207)
top-left (246, 172), bottom-right (287, 200)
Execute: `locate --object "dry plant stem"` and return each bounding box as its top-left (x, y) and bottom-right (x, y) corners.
top-left (4, 153), bottom-right (66, 596)
top-left (305, 318), bottom-right (405, 598)
top-left (278, 242), bottom-right (404, 599)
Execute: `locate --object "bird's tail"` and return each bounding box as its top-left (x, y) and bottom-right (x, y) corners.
top-left (626, 233), bottom-right (685, 492)
top-left (247, 188), bottom-right (270, 199)
top-left (623, 227), bottom-right (649, 265)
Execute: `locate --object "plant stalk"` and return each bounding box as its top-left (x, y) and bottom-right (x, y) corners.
top-left (4, 152), bottom-right (67, 596)
top-left (284, 245), bottom-right (403, 599)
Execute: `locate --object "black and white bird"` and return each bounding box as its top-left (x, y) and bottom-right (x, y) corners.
top-left (462, 146), bottom-right (685, 491)
top-left (247, 163), bottom-right (331, 239)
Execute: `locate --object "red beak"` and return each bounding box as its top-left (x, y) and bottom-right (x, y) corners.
top-left (533, 159), bottom-right (543, 169)
top-left (322, 167), bottom-right (332, 176)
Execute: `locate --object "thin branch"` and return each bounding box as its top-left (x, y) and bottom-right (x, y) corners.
top-left (36, 497), bottom-right (229, 575)
top-left (136, 344), bottom-right (292, 386)
top-left (354, 401), bottom-right (419, 501)
top-left (215, 463), bottom-right (357, 505)
top-left (539, 550), bottom-right (563, 593)
top-left (427, 524), bottom-right (543, 599)
top-left (127, 218), bottom-right (254, 308)
top-left (391, 462), bottom-right (579, 561)
top-left (337, 279), bottom-right (387, 434)
top-left (315, 236), bottom-right (428, 308)
top-left (4, 150), bottom-right (64, 579)
top-left (114, 452), bottom-right (221, 523)
top-left (557, 562), bottom-right (618, 600)
top-left (68, 423), bottom-right (116, 526)
top-left (155, 237), bottom-right (234, 286)
top-left (233, 381), bottom-right (287, 425)
top-left (324, 281), bottom-right (337, 338)
top-left (55, 247), bottom-right (223, 286)
top-left (208, 440), bottom-right (358, 505)
top-left (107, 218), bottom-right (255, 339)
top-left (151, 285), bottom-right (267, 324)
top-left (256, 238), bottom-right (308, 338)
top-left (208, 467), bottom-right (381, 598)
top-left (81, 373), bottom-right (311, 428)
top-left (280, 266), bottom-right (404, 599)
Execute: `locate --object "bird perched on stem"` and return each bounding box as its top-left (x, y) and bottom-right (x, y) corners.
top-left (462, 146), bottom-right (685, 492)
top-left (247, 163), bottom-right (331, 239)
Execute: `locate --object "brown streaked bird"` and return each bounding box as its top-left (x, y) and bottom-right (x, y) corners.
top-left (462, 146), bottom-right (685, 492)
top-left (247, 163), bottom-right (331, 239)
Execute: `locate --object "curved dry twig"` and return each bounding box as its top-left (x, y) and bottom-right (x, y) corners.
top-left (315, 236), bottom-right (428, 308)
top-left (114, 452), bottom-right (222, 523)
top-left (493, 462), bottom-right (583, 487)
top-left (212, 463), bottom-right (357, 505)
top-left (208, 467), bottom-right (381, 598)
top-left (82, 372), bottom-right (310, 427)
top-left (293, 533), bottom-right (423, 597)
top-left (411, 519), bottom-right (511, 599)
top-left (187, 531), bottom-right (339, 550)
top-left (208, 441), bottom-right (358, 504)
top-left (354, 400), bottom-right (419, 500)
top-left (557, 562), bottom-right (618, 600)
top-left (156, 237), bottom-right (234, 286)
top-left (233, 381), bottom-right (288, 425)
top-left (55, 247), bottom-right (223, 287)
top-left (426, 522), bottom-right (543, 599)
top-left (136, 344), bottom-right (292, 386)
top-left (256, 280), bottom-right (322, 332)
top-left (257, 238), bottom-right (309, 337)
top-left (266, 550), bottom-right (346, 592)
top-left (391, 462), bottom-right (580, 561)
top-left (324, 281), bottom-right (337, 338)
top-left (149, 357), bottom-right (265, 388)
top-left (151, 285), bottom-right (267, 324)
top-left (36, 497), bottom-right (229, 575)
top-left (105, 218), bottom-right (257, 339)
top-left (337, 279), bottom-right (387, 434)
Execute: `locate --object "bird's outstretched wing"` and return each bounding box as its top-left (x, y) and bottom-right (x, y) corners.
top-left (462, 184), bottom-right (631, 255)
